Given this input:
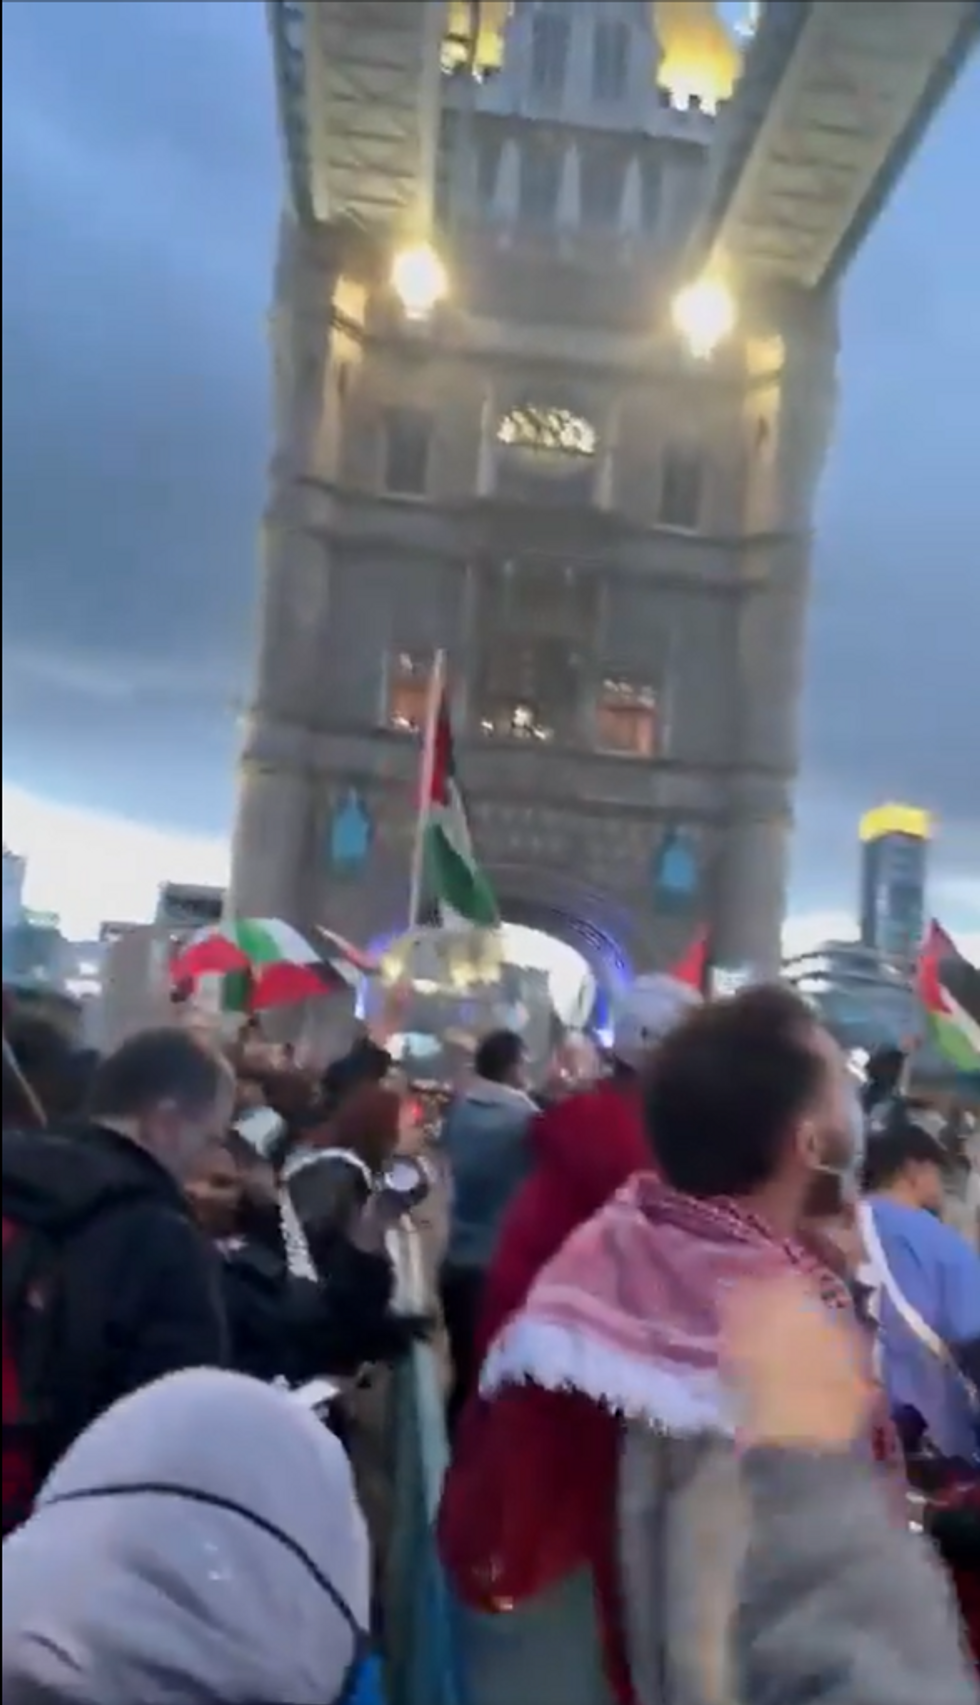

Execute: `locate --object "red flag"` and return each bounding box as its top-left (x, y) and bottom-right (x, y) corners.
top-left (915, 919), bottom-right (947, 1014)
top-left (917, 918), bottom-right (980, 1025)
top-left (670, 930), bottom-right (708, 991)
top-left (915, 919), bottom-right (980, 1073)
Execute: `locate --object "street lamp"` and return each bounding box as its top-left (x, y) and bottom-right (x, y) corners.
top-left (391, 242), bottom-right (448, 320)
top-left (672, 276), bottom-right (736, 360)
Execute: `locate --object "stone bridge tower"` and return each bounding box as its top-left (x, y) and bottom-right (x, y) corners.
top-left (231, 0), bottom-right (837, 993)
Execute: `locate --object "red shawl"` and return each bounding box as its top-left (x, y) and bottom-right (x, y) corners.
top-left (438, 1081), bottom-right (647, 1704)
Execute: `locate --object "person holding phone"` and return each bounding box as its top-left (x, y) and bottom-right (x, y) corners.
top-left (183, 1115), bottom-right (429, 1391)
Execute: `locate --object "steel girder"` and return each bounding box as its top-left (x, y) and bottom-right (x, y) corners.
top-left (268, 0), bottom-right (448, 233)
top-left (696, 0), bottom-right (979, 291)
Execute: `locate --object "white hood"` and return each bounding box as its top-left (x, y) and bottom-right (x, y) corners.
top-left (2, 1369), bottom-right (370, 1705)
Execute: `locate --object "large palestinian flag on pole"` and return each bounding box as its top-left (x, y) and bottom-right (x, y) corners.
top-left (420, 686), bottom-right (499, 928)
top-left (915, 920), bottom-right (980, 1074)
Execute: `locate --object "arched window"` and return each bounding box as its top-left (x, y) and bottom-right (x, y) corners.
top-left (497, 405), bottom-right (597, 457)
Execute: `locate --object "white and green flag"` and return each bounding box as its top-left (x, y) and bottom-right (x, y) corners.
top-left (418, 681), bottom-right (498, 928)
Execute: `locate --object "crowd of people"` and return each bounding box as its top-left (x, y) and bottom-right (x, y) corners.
top-left (1, 974), bottom-right (978, 1704)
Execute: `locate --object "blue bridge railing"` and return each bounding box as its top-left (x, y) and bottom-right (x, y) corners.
top-left (387, 1342), bottom-right (459, 1705)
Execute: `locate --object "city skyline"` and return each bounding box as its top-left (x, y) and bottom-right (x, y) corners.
top-left (5, 782), bottom-right (977, 972)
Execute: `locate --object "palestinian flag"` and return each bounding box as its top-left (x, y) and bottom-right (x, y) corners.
top-left (170, 919), bottom-right (379, 1011)
top-left (421, 687), bottom-right (499, 928)
top-left (916, 920), bottom-right (980, 1074)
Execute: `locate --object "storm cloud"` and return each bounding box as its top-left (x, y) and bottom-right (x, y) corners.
top-left (2, 0), bottom-right (277, 828)
top-left (2, 2), bottom-right (978, 927)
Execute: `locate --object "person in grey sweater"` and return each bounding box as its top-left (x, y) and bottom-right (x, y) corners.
top-left (731, 1278), bottom-right (978, 1705)
top-left (440, 1028), bottom-right (537, 1425)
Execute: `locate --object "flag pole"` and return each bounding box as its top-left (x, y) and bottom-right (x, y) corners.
top-left (408, 649), bottom-right (447, 930)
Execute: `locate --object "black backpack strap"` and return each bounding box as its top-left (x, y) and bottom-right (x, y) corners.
top-left (4, 1224), bottom-right (62, 1419)
top-left (4, 1189), bottom-right (155, 1472)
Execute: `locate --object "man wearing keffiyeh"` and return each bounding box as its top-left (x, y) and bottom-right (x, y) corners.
top-left (457, 986), bottom-right (885, 1705)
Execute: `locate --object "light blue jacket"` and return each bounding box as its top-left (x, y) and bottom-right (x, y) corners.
top-left (440, 1079), bottom-right (536, 1270)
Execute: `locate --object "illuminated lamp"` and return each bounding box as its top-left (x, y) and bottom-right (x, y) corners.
top-left (671, 276), bottom-right (736, 359)
top-left (390, 244), bottom-right (448, 321)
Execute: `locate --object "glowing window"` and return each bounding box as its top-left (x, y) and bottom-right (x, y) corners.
top-left (385, 651), bottom-right (431, 734)
top-left (479, 701), bottom-right (554, 743)
top-left (596, 679), bottom-right (658, 758)
top-left (497, 405), bottom-right (597, 457)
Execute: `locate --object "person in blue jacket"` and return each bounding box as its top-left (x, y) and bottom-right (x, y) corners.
top-left (861, 1107), bottom-right (980, 1463)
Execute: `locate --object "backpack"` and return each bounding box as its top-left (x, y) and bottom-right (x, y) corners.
top-left (2, 1130), bottom-right (156, 1536)
top-left (2, 1213), bottom-right (69, 1535)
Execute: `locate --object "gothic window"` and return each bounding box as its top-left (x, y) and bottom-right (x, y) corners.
top-left (476, 635), bottom-right (575, 744)
top-left (530, 13), bottom-right (570, 96)
top-left (592, 19), bottom-right (630, 102)
top-left (382, 408), bottom-right (431, 496)
top-left (659, 443), bottom-right (704, 531)
top-left (640, 155), bottom-right (662, 233)
top-left (518, 135), bottom-right (562, 226)
top-left (580, 145), bottom-right (625, 230)
top-left (595, 678), bottom-right (658, 758)
top-left (479, 701), bottom-right (555, 743)
top-left (497, 405), bottom-right (597, 457)
top-left (384, 651), bottom-right (431, 734)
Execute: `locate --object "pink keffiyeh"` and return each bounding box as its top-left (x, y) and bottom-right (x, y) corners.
top-left (481, 1170), bottom-right (853, 1434)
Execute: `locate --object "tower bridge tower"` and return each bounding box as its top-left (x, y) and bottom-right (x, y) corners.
top-left (232, 0), bottom-right (974, 990)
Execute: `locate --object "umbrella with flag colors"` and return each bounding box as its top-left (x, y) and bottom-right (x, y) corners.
top-left (170, 919), bottom-right (380, 1012)
top-left (915, 920), bottom-right (980, 1075)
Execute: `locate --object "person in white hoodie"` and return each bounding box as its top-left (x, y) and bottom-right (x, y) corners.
top-left (2, 1368), bottom-right (377, 1705)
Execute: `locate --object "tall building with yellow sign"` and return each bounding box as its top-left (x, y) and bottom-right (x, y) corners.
top-left (858, 804), bottom-right (931, 963)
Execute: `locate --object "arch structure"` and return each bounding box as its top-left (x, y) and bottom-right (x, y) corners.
top-left (492, 864), bottom-right (636, 1000)
top-left (349, 859), bottom-right (685, 1016)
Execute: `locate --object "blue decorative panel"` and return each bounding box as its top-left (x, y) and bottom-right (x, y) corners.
top-left (328, 788), bottom-right (371, 874)
top-left (652, 827), bottom-right (700, 914)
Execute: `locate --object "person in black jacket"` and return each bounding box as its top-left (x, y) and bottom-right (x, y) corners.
top-left (186, 1131), bottom-right (428, 1385)
top-left (3, 1027), bottom-right (233, 1485)
top-left (281, 1082), bottom-right (404, 1280)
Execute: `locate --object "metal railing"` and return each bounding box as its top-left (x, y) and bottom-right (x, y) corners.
top-left (387, 1341), bottom-right (459, 1705)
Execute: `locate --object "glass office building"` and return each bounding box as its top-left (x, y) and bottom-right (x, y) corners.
top-left (858, 803), bottom-right (930, 963)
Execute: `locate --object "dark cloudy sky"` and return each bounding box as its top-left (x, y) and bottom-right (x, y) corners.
top-left (2, 0), bottom-right (978, 933)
